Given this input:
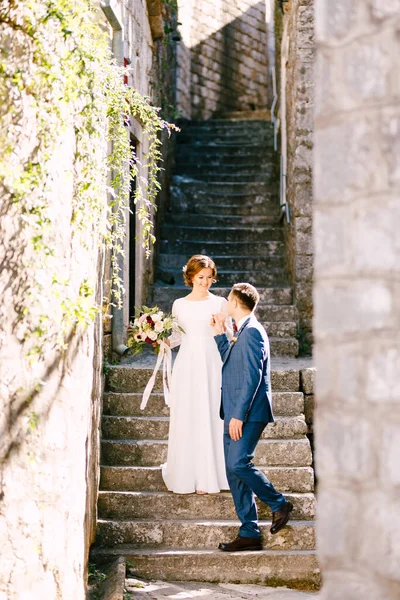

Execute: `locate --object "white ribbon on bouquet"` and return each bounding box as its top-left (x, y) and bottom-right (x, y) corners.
top-left (140, 340), bottom-right (172, 410)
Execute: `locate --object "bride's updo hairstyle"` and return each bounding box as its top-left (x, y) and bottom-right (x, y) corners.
top-left (183, 255), bottom-right (217, 287)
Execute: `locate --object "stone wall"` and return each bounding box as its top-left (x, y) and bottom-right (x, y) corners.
top-left (314, 1), bottom-right (400, 598)
top-left (0, 1), bottom-right (176, 597)
top-left (0, 68), bottom-right (104, 600)
top-left (177, 0), bottom-right (270, 119)
top-left (102, 0), bottom-right (178, 359)
top-left (277, 0), bottom-right (315, 350)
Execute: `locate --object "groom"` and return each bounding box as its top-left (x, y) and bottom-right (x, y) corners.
top-left (211, 282), bottom-right (293, 552)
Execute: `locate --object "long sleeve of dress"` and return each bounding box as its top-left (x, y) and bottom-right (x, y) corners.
top-left (168, 300), bottom-right (182, 349)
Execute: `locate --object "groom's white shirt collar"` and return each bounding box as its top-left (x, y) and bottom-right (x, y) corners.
top-left (236, 314), bottom-right (252, 331)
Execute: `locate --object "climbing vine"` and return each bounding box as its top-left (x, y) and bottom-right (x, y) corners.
top-left (0, 0), bottom-right (175, 363)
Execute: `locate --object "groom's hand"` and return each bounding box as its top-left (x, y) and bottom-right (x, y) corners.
top-left (229, 418), bottom-right (243, 441)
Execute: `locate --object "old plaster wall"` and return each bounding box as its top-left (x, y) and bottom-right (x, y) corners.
top-left (177, 0), bottom-right (270, 119)
top-left (277, 0), bottom-right (315, 350)
top-left (0, 85), bottom-right (105, 600)
top-left (314, 1), bottom-right (400, 598)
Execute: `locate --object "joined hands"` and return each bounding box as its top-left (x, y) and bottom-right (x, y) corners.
top-left (211, 312), bottom-right (227, 335)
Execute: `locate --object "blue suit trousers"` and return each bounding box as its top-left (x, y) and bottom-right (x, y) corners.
top-left (224, 421), bottom-right (286, 538)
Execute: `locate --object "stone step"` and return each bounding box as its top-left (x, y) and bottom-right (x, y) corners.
top-left (170, 184), bottom-right (278, 206)
top-left (158, 252), bottom-right (284, 271)
top-left (178, 135), bottom-right (274, 145)
top-left (157, 267), bottom-right (287, 287)
top-left (160, 223), bottom-right (281, 243)
top-left (98, 491), bottom-right (315, 521)
top-left (165, 214), bottom-right (281, 227)
top-left (161, 225), bottom-right (284, 244)
top-left (101, 438), bottom-right (312, 467)
top-left (92, 546), bottom-right (320, 589)
top-left (182, 202), bottom-right (280, 217)
top-left (159, 239), bottom-right (285, 258)
top-left (178, 119), bottom-right (273, 130)
top-left (106, 364), bottom-right (301, 395)
top-left (270, 337), bottom-right (299, 357)
top-left (172, 177), bottom-right (276, 196)
top-left (96, 518), bottom-right (316, 551)
top-left (103, 391), bottom-right (304, 418)
top-left (175, 162), bottom-right (274, 174)
top-left (101, 416), bottom-right (307, 441)
top-left (256, 304), bottom-right (299, 321)
top-left (174, 173), bottom-right (275, 184)
top-left (177, 128), bottom-right (274, 141)
top-left (175, 151), bottom-right (274, 163)
top-left (100, 465), bottom-right (314, 493)
top-left (266, 321), bottom-right (297, 337)
top-left (150, 285), bottom-right (292, 307)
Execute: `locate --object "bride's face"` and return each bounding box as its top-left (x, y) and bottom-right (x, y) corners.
top-left (192, 267), bottom-right (214, 292)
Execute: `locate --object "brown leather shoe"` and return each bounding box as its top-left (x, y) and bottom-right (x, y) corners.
top-left (218, 535), bottom-right (262, 552)
top-left (270, 500), bottom-right (293, 534)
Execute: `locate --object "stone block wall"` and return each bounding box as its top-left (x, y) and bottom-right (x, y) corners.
top-left (0, 83), bottom-right (104, 600)
top-left (279, 0), bottom-right (315, 350)
top-left (314, 2), bottom-right (400, 598)
top-left (103, 0), bottom-right (178, 357)
top-left (177, 0), bottom-right (270, 119)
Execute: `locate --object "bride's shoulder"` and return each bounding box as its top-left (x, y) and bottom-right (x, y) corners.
top-left (210, 293), bottom-right (227, 306)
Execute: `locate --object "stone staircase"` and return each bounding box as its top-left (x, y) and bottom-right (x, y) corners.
top-left (92, 117), bottom-right (318, 589)
top-left (93, 359), bottom-right (319, 589)
top-left (151, 118), bottom-right (299, 358)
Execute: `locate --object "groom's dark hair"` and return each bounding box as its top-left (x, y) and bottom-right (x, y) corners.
top-left (231, 283), bottom-right (260, 311)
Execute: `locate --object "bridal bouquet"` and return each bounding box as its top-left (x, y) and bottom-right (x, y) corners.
top-left (127, 306), bottom-right (183, 356)
top-left (127, 306), bottom-right (184, 410)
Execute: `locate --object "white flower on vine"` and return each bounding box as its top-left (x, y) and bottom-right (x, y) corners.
top-left (152, 311), bottom-right (164, 322)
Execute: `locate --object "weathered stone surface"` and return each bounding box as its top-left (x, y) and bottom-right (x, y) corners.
top-left (102, 415), bottom-right (307, 441)
top-left (100, 465), bottom-right (315, 493)
top-left (270, 338), bottom-right (300, 358)
top-left (103, 391), bottom-right (305, 418)
top-left (107, 365), bottom-right (302, 394)
top-left (283, 0), bottom-right (315, 341)
top-left (98, 491), bottom-right (316, 521)
top-left (315, 1), bottom-right (400, 597)
top-left (271, 369), bottom-right (300, 392)
top-left (300, 367), bottom-right (316, 395)
top-left (89, 557), bottom-right (125, 600)
top-left (96, 519), bottom-right (316, 551)
top-left (124, 578), bottom-right (319, 599)
top-left (151, 285), bottom-right (293, 308)
top-left (176, 0), bottom-right (270, 119)
top-left (93, 547), bottom-right (321, 589)
top-left (101, 438), bottom-right (312, 467)
top-left (304, 395), bottom-right (314, 430)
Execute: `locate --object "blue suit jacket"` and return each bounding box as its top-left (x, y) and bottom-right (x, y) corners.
top-left (214, 314), bottom-right (274, 424)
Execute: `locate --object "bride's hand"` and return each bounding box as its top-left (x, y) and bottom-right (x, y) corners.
top-left (211, 314), bottom-right (226, 335)
top-left (214, 312), bottom-right (227, 325)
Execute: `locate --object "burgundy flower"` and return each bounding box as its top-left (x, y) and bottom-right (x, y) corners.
top-left (147, 316), bottom-right (154, 326)
top-left (145, 336), bottom-right (153, 344)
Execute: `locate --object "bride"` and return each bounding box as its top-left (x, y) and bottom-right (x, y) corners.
top-left (162, 254), bottom-right (231, 494)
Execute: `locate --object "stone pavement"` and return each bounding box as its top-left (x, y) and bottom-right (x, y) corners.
top-left (125, 578), bottom-right (318, 599)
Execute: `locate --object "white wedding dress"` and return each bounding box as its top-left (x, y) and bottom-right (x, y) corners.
top-left (162, 294), bottom-right (230, 493)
